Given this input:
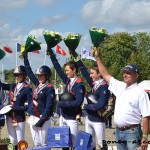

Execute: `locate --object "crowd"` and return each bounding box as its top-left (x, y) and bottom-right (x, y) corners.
top-left (0, 47), bottom-right (150, 150)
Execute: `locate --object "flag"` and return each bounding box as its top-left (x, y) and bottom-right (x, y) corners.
top-left (81, 47), bottom-right (96, 61)
top-left (56, 45), bottom-right (66, 56)
top-left (3, 43), bottom-right (13, 53)
top-left (17, 43), bottom-right (40, 54)
top-left (17, 43), bottom-right (25, 52)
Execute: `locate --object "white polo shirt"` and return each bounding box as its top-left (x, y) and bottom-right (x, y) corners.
top-left (109, 77), bottom-right (150, 127)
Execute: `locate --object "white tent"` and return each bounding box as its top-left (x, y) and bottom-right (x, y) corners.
top-left (138, 80), bottom-right (150, 92)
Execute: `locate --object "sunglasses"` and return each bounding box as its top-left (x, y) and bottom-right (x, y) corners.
top-left (14, 74), bottom-right (24, 77)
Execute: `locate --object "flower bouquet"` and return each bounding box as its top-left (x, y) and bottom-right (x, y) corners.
top-left (0, 49), bottom-right (6, 60)
top-left (64, 33), bottom-right (81, 60)
top-left (19, 35), bottom-right (41, 59)
top-left (89, 27), bottom-right (108, 48)
top-left (43, 31), bottom-right (62, 55)
top-left (64, 33), bottom-right (81, 52)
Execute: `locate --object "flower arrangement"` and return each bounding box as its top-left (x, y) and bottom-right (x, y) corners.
top-left (43, 31), bottom-right (62, 55)
top-left (63, 33), bottom-right (81, 52)
top-left (25, 35), bottom-right (41, 52)
top-left (0, 49), bottom-right (6, 60)
top-left (89, 27), bottom-right (108, 48)
top-left (19, 35), bottom-right (41, 59)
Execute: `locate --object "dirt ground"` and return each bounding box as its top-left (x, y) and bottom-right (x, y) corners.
top-left (0, 116), bottom-right (116, 150)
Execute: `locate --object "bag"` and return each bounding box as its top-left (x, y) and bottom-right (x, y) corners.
top-left (75, 131), bottom-right (93, 150)
top-left (47, 126), bottom-right (72, 148)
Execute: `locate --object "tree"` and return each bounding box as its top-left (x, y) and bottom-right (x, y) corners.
top-left (98, 32), bottom-right (150, 82)
top-left (4, 69), bottom-right (15, 83)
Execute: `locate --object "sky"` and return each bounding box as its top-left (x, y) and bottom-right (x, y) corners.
top-left (0, 0), bottom-right (150, 73)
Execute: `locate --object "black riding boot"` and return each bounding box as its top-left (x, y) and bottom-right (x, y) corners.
top-left (15, 145), bottom-right (18, 150)
top-left (101, 143), bottom-right (108, 150)
top-left (62, 148), bottom-right (69, 150)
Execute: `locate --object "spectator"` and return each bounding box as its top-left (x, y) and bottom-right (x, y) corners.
top-left (92, 48), bottom-right (150, 150)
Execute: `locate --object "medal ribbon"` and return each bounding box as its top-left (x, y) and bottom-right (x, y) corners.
top-left (92, 79), bottom-right (105, 92)
top-left (67, 77), bottom-right (78, 92)
top-left (14, 83), bottom-right (25, 97)
top-left (33, 81), bottom-right (49, 117)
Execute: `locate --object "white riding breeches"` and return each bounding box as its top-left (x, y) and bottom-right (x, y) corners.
top-left (6, 116), bottom-right (25, 145)
top-left (30, 119), bottom-right (50, 147)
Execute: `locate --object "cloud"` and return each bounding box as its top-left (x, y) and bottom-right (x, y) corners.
top-left (81, 0), bottom-right (150, 32)
top-left (28, 28), bottom-right (44, 38)
top-left (34, 0), bottom-right (56, 6)
top-left (0, 23), bottom-right (24, 43)
top-left (0, 0), bottom-right (28, 9)
top-left (34, 14), bottom-right (71, 27)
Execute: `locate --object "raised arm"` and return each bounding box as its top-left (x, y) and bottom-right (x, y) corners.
top-left (92, 48), bottom-right (111, 83)
top-left (48, 49), bottom-right (68, 84)
top-left (71, 51), bottom-right (93, 86)
top-left (23, 56), bottom-right (38, 86)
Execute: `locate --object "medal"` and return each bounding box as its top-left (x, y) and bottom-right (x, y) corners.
top-left (13, 96), bottom-right (16, 101)
top-left (12, 120), bottom-right (18, 126)
top-left (34, 94), bottom-right (38, 100)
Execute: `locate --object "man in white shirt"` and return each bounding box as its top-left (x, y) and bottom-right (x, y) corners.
top-left (92, 48), bottom-right (150, 150)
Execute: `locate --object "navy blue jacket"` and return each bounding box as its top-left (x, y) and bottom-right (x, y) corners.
top-left (76, 60), bottom-right (110, 122)
top-left (1, 82), bottom-right (32, 121)
top-left (50, 55), bottom-right (85, 120)
top-left (24, 58), bottom-right (55, 121)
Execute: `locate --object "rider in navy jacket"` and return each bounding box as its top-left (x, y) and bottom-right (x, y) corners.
top-left (49, 50), bottom-right (85, 150)
top-left (1, 82), bottom-right (32, 120)
top-left (71, 52), bottom-right (110, 150)
top-left (0, 65), bottom-right (32, 149)
top-left (24, 58), bottom-right (55, 120)
top-left (50, 54), bottom-right (85, 120)
top-left (76, 60), bottom-right (110, 122)
top-left (24, 56), bottom-right (55, 147)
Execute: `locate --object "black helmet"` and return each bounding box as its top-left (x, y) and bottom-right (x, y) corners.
top-left (86, 93), bottom-right (99, 104)
top-left (13, 65), bottom-right (26, 75)
top-left (59, 92), bottom-right (76, 101)
top-left (36, 65), bottom-right (51, 77)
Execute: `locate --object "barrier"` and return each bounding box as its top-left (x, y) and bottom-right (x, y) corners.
top-left (47, 126), bottom-right (72, 148)
top-left (75, 131), bottom-right (93, 150)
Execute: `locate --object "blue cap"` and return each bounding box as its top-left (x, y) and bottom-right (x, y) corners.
top-left (122, 64), bottom-right (139, 74)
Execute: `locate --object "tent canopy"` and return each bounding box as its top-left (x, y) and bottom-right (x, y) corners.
top-left (138, 80), bottom-right (150, 92)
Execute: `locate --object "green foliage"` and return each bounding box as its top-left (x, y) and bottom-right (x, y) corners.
top-left (3, 69), bottom-right (15, 83)
top-left (78, 59), bottom-right (96, 91)
top-left (98, 32), bottom-right (150, 82)
top-left (0, 137), bottom-right (10, 144)
top-left (50, 67), bottom-right (64, 88)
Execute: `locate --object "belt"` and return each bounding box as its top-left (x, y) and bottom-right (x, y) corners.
top-left (117, 124), bottom-right (139, 131)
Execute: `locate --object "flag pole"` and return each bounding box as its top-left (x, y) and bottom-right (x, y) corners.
top-left (2, 58), bottom-right (4, 82)
top-left (29, 53), bottom-right (31, 66)
top-left (2, 40), bottom-right (4, 82)
top-left (16, 41), bottom-right (18, 67)
top-left (44, 49), bottom-right (46, 65)
top-left (81, 47), bottom-right (83, 60)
